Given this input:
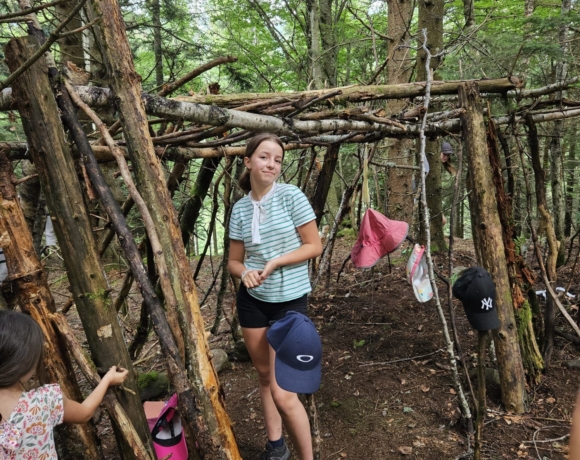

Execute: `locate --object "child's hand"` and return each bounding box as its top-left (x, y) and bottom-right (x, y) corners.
top-left (103, 366), bottom-right (129, 386)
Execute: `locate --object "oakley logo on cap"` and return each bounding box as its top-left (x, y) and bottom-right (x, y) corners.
top-left (296, 355), bottom-right (314, 363)
top-left (481, 297), bottom-right (493, 310)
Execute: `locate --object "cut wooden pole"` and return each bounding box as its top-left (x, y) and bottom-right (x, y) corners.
top-left (4, 35), bottom-right (152, 456)
top-left (88, 0), bottom-right (240, 455)
top-left (458, 81), bottom-right (527, 414)
top-left (0, 151), bottom-right (103, 458)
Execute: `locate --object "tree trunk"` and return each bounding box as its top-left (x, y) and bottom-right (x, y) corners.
top-left (306, 0), bottom-right (324, 88)
top-left (564, 133), bottom-right (576, 237)
top-left (487, 120), bottom-right (543, 383)
top-left (385, 0), bottom-right (414, 222)
top-left (55, 0), bottom-right (84, 68)
top-left (417, 0), bottom-right (446, 251)
top-left (4, 36), bottom-right (152, 457)
top-left (150, 0), bottom-right (163, 87)
top-left (525, 114), bottom-right (559, 366)
top-left (0, 152), bottom-right (102, 458)
top-left (311, 144), bottom-right (340, 226)
top-left (180, 157), bottom-right (222, 247)
top-left (319, 0), bottom-right (337, 87)
top-left (459, 82), bottom-right (527, 414)
top-left (551, 0), bottom-right (571, 265)
top-left (87, 0), bottom-right (240, 456)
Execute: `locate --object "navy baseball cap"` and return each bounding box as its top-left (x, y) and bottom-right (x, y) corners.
top-left (267, 311), bottom-right (322, 394)
top-left (452, 266), bottom-right (500, 331)
top-left (441, 141), bottom-right (454, 155)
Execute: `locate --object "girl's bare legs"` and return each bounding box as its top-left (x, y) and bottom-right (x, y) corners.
top-left (242, 327), bottom-right (313, 460)
top-left (242, 327), bottom-right (283, 441)
top-left (269, 345), bottom-right (313, 460)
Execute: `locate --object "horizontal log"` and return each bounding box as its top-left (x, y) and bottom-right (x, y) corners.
top-left (171, 77), bottom-right (523, 107)
top-left (5, 106), bottom-right (580, 163)
top-left (0, 77), bottom-right (522, 112)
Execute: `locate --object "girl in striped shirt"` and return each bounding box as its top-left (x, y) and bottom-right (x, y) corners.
top-left (228, 133), bottom-right (322, 460)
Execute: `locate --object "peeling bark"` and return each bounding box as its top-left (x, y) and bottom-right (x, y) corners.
top-left (459, 82), bottom-right (527, 414)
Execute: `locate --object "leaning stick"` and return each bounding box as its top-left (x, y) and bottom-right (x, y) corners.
top-left (415, 29), bottom-right (473, 431)
top-left (64, 79), bottom-right (186, 359)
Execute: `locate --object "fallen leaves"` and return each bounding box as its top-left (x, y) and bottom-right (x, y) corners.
top-left (398, 446), bottom-right (413, 455)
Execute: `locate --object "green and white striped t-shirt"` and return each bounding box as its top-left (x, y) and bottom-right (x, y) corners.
top-left (230, 183), bottom-right (316, 302)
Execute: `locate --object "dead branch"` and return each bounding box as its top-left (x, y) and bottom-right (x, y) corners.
top-left (0, 0), bottom-right (66, 21)
top-left (157, 56), bottom-right (238, 97)
top-left (0, 0), bottom-right (88, 91)
top-left (416, 29), bottom-right (473, 429)
top-left (64, 79), bottom-right (186, 359)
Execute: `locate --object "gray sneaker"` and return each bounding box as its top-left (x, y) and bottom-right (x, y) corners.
top-left (260, 441), bottom-right (290, 460)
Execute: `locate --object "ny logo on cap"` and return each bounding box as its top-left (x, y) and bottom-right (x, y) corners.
top-left (481, 298), bottom-right (493, 310)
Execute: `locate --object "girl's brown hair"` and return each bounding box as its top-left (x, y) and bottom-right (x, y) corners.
top-left (0, 310), bottom-right (44, 388)
top-left (238, 133), bottom-right (284, 194)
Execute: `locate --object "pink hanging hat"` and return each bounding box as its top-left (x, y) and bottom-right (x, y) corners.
top-left (351, 209), bottom-right (409, 269)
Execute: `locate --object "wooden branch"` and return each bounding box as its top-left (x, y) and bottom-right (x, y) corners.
top-left (51, 313), bottom-right (155, 460)
top-left (58, 17), bottom-right (100, 38)
top-left (0, 0), bottom-right (66, 21)
top-left (64, 79), bottom-right (186, 361)
top-left (157, 56), bottom-right (238, 97)
top-left (418, 32), bottom-right (475, 423)
top-left (55, 81), bottom-right (204, 457)
top-left (0, 16), bottom-right (34, 23)
top-left (0, 0), bottom-right (88, 90)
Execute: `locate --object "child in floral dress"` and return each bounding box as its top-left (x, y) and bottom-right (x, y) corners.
top-left (0, 310), bottom-right (128, 459)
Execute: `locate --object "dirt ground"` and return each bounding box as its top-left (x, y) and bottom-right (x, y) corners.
top-left (51, 236), bottom-right (579, 460)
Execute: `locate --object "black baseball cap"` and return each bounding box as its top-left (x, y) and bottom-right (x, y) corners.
top-left (452, 267), bottom-right (500, 331)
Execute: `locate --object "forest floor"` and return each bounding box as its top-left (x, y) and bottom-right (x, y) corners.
top-left (49, 236), bottom-right (580, 460)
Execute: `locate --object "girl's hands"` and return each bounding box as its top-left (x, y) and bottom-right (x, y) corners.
top-left (259, 259), bottom-right (279, 281)
top-left (103, 366), bottom-right (129, 386)
top-left (242, 270), bottom-right (262, 289)
top-left (243, 259), bottom-right (280, 288)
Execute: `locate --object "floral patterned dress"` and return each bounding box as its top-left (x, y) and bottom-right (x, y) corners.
top-left (0, 384), bottom-right (64, 460)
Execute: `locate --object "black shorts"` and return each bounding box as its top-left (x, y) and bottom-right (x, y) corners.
top-left (236, 284), bottom-right (308, 328)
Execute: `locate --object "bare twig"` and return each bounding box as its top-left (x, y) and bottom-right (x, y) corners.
top-left (157, 56), bottom-right (238, 97)
top-left (0, 0), bottom-right (66, 21)
top-left (0, 0), bottom-right (88, 90)
top-left (415, 28), bottom-right (473, 430)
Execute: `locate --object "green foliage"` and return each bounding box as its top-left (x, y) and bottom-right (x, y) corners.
top-left (353, 338), bottom-right (365, 349)
top-left (138, 370), bottom-right (160, 390)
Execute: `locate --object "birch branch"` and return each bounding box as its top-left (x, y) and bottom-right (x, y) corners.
top-left (416, 29), bottom-right (473, 428)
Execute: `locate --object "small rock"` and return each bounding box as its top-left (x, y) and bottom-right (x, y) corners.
top-left (469, 367), bottom-right (500, 386)
top-left (565, 360), bottom-right (580, 369)
top-left (210, 348), bottom-right (230, 373)
top-left (229, 339), bottom-right (251, 362)
top-left (138, 371), bottom-right (170, 402)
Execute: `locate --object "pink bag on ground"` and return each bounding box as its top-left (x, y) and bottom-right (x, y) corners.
top-left (149, 394), bottom-right (188, 460)
top-left (351, 209), bottom-right (409, 269)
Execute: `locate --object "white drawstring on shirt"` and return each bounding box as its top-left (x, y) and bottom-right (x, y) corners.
top-left (249, 183), bottom-right (277, 244)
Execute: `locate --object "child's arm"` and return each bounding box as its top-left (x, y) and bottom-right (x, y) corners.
top-left (63, 366), bottom-right (129, 423)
